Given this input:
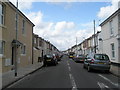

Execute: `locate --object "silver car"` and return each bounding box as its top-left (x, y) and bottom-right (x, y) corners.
top-left (83, 54), bottom-right (111, 72)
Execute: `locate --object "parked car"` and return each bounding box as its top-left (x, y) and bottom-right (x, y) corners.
top-left (43, 54), bottom-right (58, 66)
top-left (69, 52), bottom-right (75, 59)
top-left (55, 53), bottom-right (61, 61)
top-left (83, 54), bottom-right (111, 72)
top-left (74, 54), bottom-right (86, 63)
top-left (69, 55), bottom-right (74, 58)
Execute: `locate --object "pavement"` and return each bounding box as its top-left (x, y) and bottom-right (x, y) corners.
top-left (1, 56), bottom-right (120, 89)
top-left (1, 61), bottom-right (43, 90)
top-left (110, 64), bottom-right (120, 77)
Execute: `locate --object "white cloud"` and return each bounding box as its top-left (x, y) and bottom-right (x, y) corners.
top-left (55, 21), bottom-right (75, 31)
top-left (97, 0), bottom-right (119, 20)
top-left (8, 0), bottom-right (102, 51)
top-left (25, 10), bottom-right (94, 51)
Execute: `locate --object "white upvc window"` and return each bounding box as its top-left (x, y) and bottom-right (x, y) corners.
top-left (21, 45), bottom-right (26, 55)
top-left (0, 3), bottom-right (4, 25)
top-left (0, 40), bottom-right (5, 55)
top-left (111, 43), bottom-right (115, 58)
top-left (109, 20), bottom-right (114, 36)
top-left (22, 19), bottom-right (25, 34)
top-left (34, 38), bottom-right (36, 44)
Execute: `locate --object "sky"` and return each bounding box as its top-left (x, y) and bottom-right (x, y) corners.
top-left (9, 0), bottom-right (119, 51)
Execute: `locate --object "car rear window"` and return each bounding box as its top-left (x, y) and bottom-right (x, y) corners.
top-left (78, 55), bottom-right (85, 58)
top-left (46, 55), bottom-right (52, 58)
top-left (94, 54), bottom-right (109, 60)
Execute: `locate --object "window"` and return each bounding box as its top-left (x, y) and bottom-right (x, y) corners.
top-left (0, 40), bottom-right (5, 55)
top-left (111, 43), bottom-right (115, 58)
top-left (22, 20), bottom-right (25, 34)
top-left (94, 54), bottom-right (109, 60)
top-left (39, 40), bottom-right (42, 47)
top-left (0, 3), bottom-right (4, 25)
top-left (109, 20), bottom-right (114, 35)
top-left (34, 38), bottom-right (36, 44)
top-left (21, 45), bottom-right (26, 54)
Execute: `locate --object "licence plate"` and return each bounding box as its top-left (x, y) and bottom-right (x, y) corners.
top-left (98, 62), bottom-right (104, 64)
top-left (47, 59), bottom-right (51, 61)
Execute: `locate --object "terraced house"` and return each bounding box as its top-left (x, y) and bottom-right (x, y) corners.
top-left (0, 1), bottom-right (34, 74)
top-left (33, 34), bottom-right (44, 64)
top-left (100, 8), bottom-right (120, 64)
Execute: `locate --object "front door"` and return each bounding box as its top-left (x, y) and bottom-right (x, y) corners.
top-left (12, 47), bottom-right (16, 66)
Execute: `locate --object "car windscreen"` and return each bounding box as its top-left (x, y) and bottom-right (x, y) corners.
top-left (94, 54), bottom-right (109, 60)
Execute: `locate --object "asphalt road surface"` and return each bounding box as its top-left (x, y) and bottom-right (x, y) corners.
top-left (5, 55), bottom-right (119, 90)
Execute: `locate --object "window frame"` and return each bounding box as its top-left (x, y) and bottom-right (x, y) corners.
top-left (0, 40), bottom-right (5, 56)
top-left (22, 19), bottom-right (25, 35)
top-left (109, 20), bottom-right (114, 36)
top-left (0, 3), bottom-right (5, 25)
top-left (21, 45), bottom-right (26, 55)
top-left (111, 43), bottom-right (115, 58)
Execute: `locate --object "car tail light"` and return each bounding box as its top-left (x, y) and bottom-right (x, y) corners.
top-left (90, 59), bottom-right (94, 64)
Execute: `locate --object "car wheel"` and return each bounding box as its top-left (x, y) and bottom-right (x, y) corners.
top-left (43, 62), bottom-right (47, 67)
top-left (54, 62), bottom-right (56, 66)
top-left (105, 70), bottom-right (110, 73)
top-left (87, 65), bottom-right (91, 72)
top-left (83, 64), bottom-right (85, 69)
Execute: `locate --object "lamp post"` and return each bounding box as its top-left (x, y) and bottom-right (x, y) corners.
top-left (76, 37), bottom-right (81, 56)
top-left (76, 37), bottom-right (78, 56)
top-left (94, 20), bottom-right (96, 54)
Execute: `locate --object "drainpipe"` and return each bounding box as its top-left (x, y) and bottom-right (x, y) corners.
top-left (32, 34), bottom-right (34, 64)
top-left (118, 13), bottom-right (120, 64)
top-left (15, 0), bottom-right (18, 77)
top-left (118, 38), bottom-right (120, 63)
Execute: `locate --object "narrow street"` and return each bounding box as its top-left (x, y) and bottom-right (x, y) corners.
top-left (6, 55), bottom-right (119, 89)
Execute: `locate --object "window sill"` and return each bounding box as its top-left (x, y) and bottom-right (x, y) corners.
top-left (0, 54), bottom-right (6, 58)
top-left (110, 34), bottom-right (114, 38)
top-left (21, 54), bottom-right (26, 56)
top-left (111, 58), bottom-right (116, 60)
top-left (0, 24), bottom-right (7, 29)
top-left (0, 55), bottom-right (3, 58)
top-left (22, 34), bottom-right (26, 37)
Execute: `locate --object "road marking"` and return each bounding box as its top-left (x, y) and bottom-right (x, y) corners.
top-left (98, 74), bottom-right (119, 88)
top-left (67, 61), bottom-right (69, 66)
top-left (67, 63), bottom-right (70, 66)
top-left (69, 73), bottom-right (77, 90)
top-left (97, 82), bottom-right (110, 90)
top-left (68, 66), bottom-right (71, 72)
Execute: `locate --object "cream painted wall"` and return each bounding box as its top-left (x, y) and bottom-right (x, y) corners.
top-left (1, 2), bottom-right (34, 73)
top-left (101, 15), bottom-right (119, 63)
